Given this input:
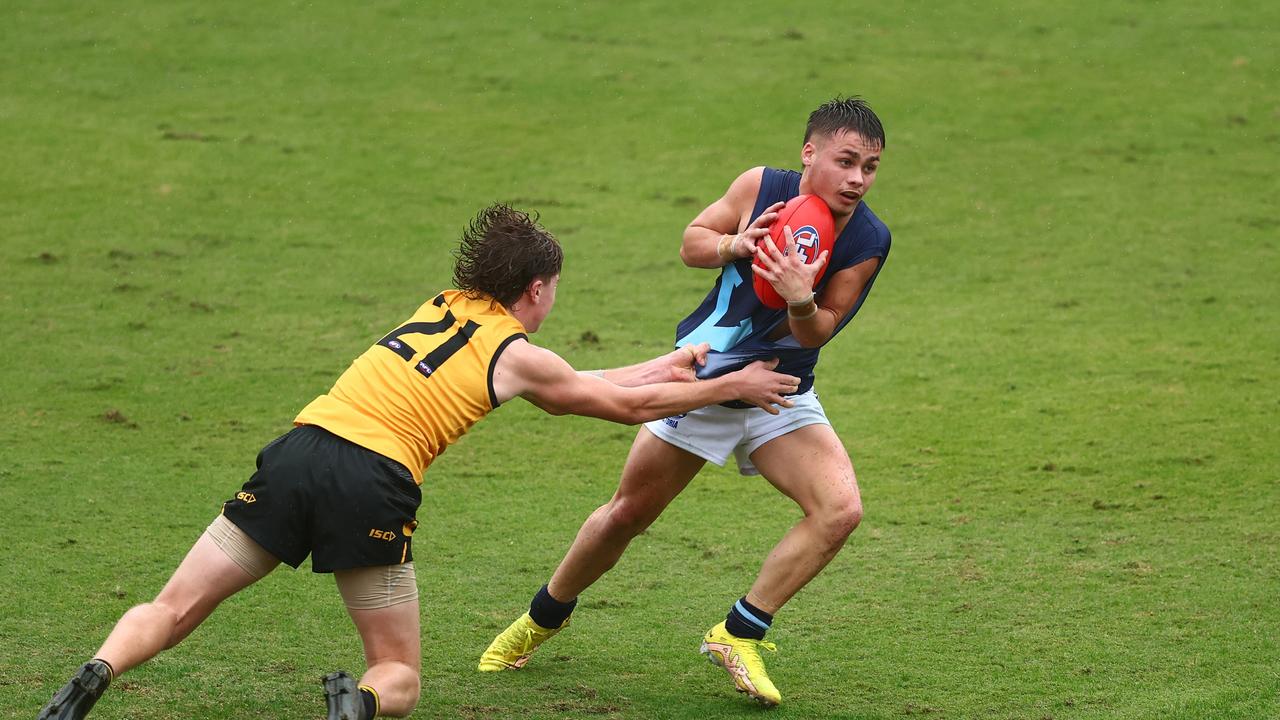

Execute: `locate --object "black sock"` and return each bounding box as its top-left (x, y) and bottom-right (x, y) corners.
top-left (528, 584), bottom-right (576, 629)
top-left (359, 686), bottom-right (378, 719)
top-left (90, 658), bottom-right (116, 684)
top-left (724, 597), bottom-right (773, 640)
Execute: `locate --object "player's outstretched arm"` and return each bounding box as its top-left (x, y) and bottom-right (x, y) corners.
top-left (585, 343), bottom-right (710, 387)
top-left (680, 167), bottom-right (783, 268)
top-left (491, 339), bottom-right (800, 423)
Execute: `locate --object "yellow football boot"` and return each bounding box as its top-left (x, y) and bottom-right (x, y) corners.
top-left (699, 621), bottom-right (782, 706)
top-left (477, 612), bottom-right (567, 671)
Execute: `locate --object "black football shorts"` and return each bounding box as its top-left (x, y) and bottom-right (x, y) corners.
top-left (221, 424), bottom-right (420, 572)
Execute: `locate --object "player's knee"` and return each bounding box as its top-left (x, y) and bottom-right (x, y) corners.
top-left (154, 600), bottom-right (200, 647)
top-left (822, 494), bottom-right (863, 542)
top-left (398, 677), bottom-right (422, 717)
top-left (123, 601), bottom-right (184, 648)
top-left (381, 665), bottom-right (421, 717)
top-left (603, 496), bottom-right (662, 537)
top-left (842, 497), bottom-right (864, 535)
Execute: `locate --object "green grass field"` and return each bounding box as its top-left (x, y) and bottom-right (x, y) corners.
top-left (3, 2), bottom-right (1278, 718)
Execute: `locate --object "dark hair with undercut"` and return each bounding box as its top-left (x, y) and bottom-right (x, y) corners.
top-left (804, 96), bottom-right (885, 148)
top-left (452, 203), bottom-right (564, 307)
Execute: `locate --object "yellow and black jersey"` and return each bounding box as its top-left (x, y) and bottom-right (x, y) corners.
top-left (295, 290), bottom-right (526, 484)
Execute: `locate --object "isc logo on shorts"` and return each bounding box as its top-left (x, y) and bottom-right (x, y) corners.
top-left (663, 413), bottom-right (686, 428)
top-left (369, 528), bottom-right (397, 541)
top-left (236, 491), bottom-right (257, 503)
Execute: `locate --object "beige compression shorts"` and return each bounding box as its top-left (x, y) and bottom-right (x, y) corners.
top-left (206, 514), bottom-right (418, 610)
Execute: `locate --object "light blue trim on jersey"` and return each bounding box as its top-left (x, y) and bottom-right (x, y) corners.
top-left (734, 600), bottom-right (771, 631)
top-left (675, 264), bottom-right (753, 351)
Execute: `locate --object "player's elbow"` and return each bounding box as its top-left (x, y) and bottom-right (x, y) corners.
top-left (795, 321), bottom-right (836, 348)
top-left (679, 229), bottom-right (715, 268)
top-left (615, 406), bottom-right (650, 425)
top-left (678, 243), bottom-right (698, 267)
top-left (534, 400), bottom-right (571, 417)
top-left (564, 396), bottom-right (643, 424)
top-left (794, 332), bottom-right (829, 349)
top-left (612, 397), bottom-right (662, 425)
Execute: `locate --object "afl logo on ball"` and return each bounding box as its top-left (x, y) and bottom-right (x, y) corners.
top-left (791, 225), bottom-right (821, 262)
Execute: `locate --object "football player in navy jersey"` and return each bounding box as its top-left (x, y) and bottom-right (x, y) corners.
top-left (481, 97), bottom-right (891, 707)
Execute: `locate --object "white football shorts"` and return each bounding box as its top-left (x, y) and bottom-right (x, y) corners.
top-left (644, 389), bottom-right (830, 476)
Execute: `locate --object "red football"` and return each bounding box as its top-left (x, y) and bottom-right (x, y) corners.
top-left (752, 194), bottom-right (836, 309)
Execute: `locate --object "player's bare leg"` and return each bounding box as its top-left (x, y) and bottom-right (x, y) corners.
top-left (97, 531), bottom-right (276, 674)
top-left (744, 422), bottom-right (862, 614)
top-left (699, 423), bottom-right (861, 706)
top-left (479, 428), bottom-right (704, 672)
top-left (39, 531), bottom-right (275, 719)
top-left (547, 427), bottom-right (705, 601)
top-left (341, 592), bottom-right (421, 717)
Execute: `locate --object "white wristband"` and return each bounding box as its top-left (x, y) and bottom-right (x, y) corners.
top-left (717, 234), bottom-right (740, 263)
top-left (786, 292), bottom-right (818, 320)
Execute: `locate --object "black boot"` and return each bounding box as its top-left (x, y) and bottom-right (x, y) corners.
top-left (322, 671), bottom-right (364, 720)
top-left (37, 660), bottom-right (112, 720)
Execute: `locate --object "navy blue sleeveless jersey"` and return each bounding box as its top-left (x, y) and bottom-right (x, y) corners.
top-left (675, 167), bottom-right (891, 396)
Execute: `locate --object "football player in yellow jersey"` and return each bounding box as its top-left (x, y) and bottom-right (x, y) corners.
top-left (37, 204), bottom-right (800, 720)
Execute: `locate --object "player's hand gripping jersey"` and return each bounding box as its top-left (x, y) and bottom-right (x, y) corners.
top-left (295, 290), bottom-right (527, 483)
top-left (676, 168), bottom-right (891, 398)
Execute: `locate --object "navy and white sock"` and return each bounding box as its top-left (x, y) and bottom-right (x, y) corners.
top-left (724, 597), bottom-right (773, 640)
